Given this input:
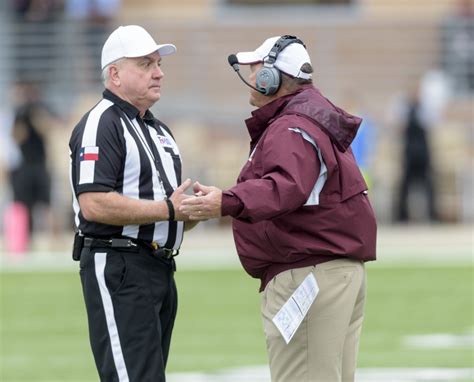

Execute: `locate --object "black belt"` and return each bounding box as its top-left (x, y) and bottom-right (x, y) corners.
top-left (83, 237), bottom-right (179, 259)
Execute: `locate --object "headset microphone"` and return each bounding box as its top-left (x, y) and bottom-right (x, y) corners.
top-left (227, 54), bottom-right (265, 94)
top-left (228, 54), bottom-right (239, 71)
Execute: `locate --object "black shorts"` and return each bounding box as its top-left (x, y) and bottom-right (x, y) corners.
top-left (79, 246), bottom-right (177, 382)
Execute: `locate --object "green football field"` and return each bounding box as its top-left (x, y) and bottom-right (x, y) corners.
top-left (0, 264), bottom-right (472, 381)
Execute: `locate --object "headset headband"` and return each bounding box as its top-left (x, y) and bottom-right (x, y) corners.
top-left (264, 35), bottom-right (306, 66)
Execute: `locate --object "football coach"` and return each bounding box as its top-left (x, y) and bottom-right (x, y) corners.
top-left (180, 35), bottom-right (377, 382)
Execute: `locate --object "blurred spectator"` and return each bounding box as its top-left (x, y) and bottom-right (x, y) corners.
top-left (10, 0), bottom-right (63, 23)
top-left (9, 1), bottom-right (64, 87)
top-left (440, 0), bottom-right (474, 94)
top-left (395, 88), bottom-right (438, 223)
top-left (65, 0), bottom-right (121, 83)
top-left (7, 81), bottom-right (59, 242)
top-left (418, 69), bottom-right (451, 128)
top-left (65, 0), bottom-right (120, 22)
top-left (0, 107), bottom-right (21, 178)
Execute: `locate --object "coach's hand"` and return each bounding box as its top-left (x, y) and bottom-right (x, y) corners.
top-left (180, 182), bottom-right (222, 220)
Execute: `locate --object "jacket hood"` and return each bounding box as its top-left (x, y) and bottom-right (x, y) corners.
top-left (282, 86), bottom-right (362, 152)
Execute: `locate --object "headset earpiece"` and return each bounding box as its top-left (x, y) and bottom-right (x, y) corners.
top-left (255, 35), bottom-right (306, 96)
top-left (256, 66), bottom-right (281, 96)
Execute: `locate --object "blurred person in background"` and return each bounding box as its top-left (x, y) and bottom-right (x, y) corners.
top-left (69, 25), bottom-right (197, 382)
top-left (395, 78), bottom-right (443, 223)
top-left (0, 106), bottom-right (20, 187)
top-left (0, 105), bottom-right (23, 252)
top-left (181, 35), bottom-right (377, 382)
top-left (65, 0), bottom-right (122, 83)
top-left (9, 0), bottom-right (64, 86)
top-left (440, 0), bottom-right (474, 94)
top-left (7, 81), bottom-right (58, 245)
top-left (65, 0), bottom-right (121, 22)
top-left (11, 0), bottom-right (62, 22)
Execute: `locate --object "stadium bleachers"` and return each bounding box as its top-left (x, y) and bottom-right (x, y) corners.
top-left (0, 0), bottom-right (472, 224)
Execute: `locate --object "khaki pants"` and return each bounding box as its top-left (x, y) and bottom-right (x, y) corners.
top-left (261, 259), bottom-right (366, 382)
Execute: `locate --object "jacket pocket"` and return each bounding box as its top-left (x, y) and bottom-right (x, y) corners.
top-left (263, 220), bottom-right (281, 255)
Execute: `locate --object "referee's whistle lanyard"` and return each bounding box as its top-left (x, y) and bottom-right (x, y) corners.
top-left (121, 112), bottom-right (171, 200)
top-left (120, 111), bottom-right (183, 252)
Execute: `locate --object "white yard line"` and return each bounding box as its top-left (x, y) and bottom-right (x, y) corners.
top-left (166, 367), bottom-right (474, 382)
top-left (404, 331), bottom-right (474, 349)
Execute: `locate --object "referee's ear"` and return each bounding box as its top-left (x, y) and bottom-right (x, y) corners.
top-left (107, 63), bottom-right (122, 87)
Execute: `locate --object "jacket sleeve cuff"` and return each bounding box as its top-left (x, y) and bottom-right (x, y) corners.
top-left (221, 190), bottom-right (244, 217)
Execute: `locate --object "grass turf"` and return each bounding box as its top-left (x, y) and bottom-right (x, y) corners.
top-left (0, 265), bottom-right (472, 381)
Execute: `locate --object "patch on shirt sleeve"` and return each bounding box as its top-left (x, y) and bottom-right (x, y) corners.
top-left (80, 146), bottom-right (99, 161)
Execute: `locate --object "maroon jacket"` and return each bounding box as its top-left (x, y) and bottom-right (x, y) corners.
top-left (222, 85), bottom-right (377, 291)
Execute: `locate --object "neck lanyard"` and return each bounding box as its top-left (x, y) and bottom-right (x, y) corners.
top-left (120, 112), bottom-right (170, 198)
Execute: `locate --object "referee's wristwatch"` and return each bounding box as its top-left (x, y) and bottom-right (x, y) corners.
top-left (165, 199), bottom-right (175, 221)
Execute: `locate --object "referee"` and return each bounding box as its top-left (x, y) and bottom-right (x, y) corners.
top-left (69, 25), bottom-right (197, 382)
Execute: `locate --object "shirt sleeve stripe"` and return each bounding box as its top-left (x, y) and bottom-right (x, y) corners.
top-left (79, 99), bottom-right (114, 185)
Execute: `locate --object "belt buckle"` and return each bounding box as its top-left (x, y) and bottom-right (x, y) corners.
top-left (111, 238), bottom-right (136, 248)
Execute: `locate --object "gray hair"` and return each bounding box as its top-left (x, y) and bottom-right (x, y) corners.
top-left (101, 66), bottom-right (110, 85)
top-left (101, 58), bottom-right (125, 85)
top-left (281, 62), bottom-right (314, 91)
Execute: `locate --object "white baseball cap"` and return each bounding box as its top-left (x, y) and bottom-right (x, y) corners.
top-left (236, 36), bottom-right (312, 79)
top-left (101, 25), bottom-right (177, 69)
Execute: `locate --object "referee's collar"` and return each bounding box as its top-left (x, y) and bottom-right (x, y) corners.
top-left (103, 89), bottom-right (155, 123)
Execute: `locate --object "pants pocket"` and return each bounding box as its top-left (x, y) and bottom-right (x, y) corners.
top-left (104, 253), bottom-right (128, 295)
top-left (322, 265), bottom-right (357, 286)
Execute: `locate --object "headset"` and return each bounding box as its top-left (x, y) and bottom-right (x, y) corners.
top-left (228, 35), bottom-right (306, 96)
top-left (256, 35), bottom-right (306, 96)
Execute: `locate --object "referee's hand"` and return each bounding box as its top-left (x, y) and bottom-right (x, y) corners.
top-left (170, 179), bottom-right (194, 221)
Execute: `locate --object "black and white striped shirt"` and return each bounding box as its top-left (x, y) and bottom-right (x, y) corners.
top-left (69, 89), bottom-right (183, 249)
